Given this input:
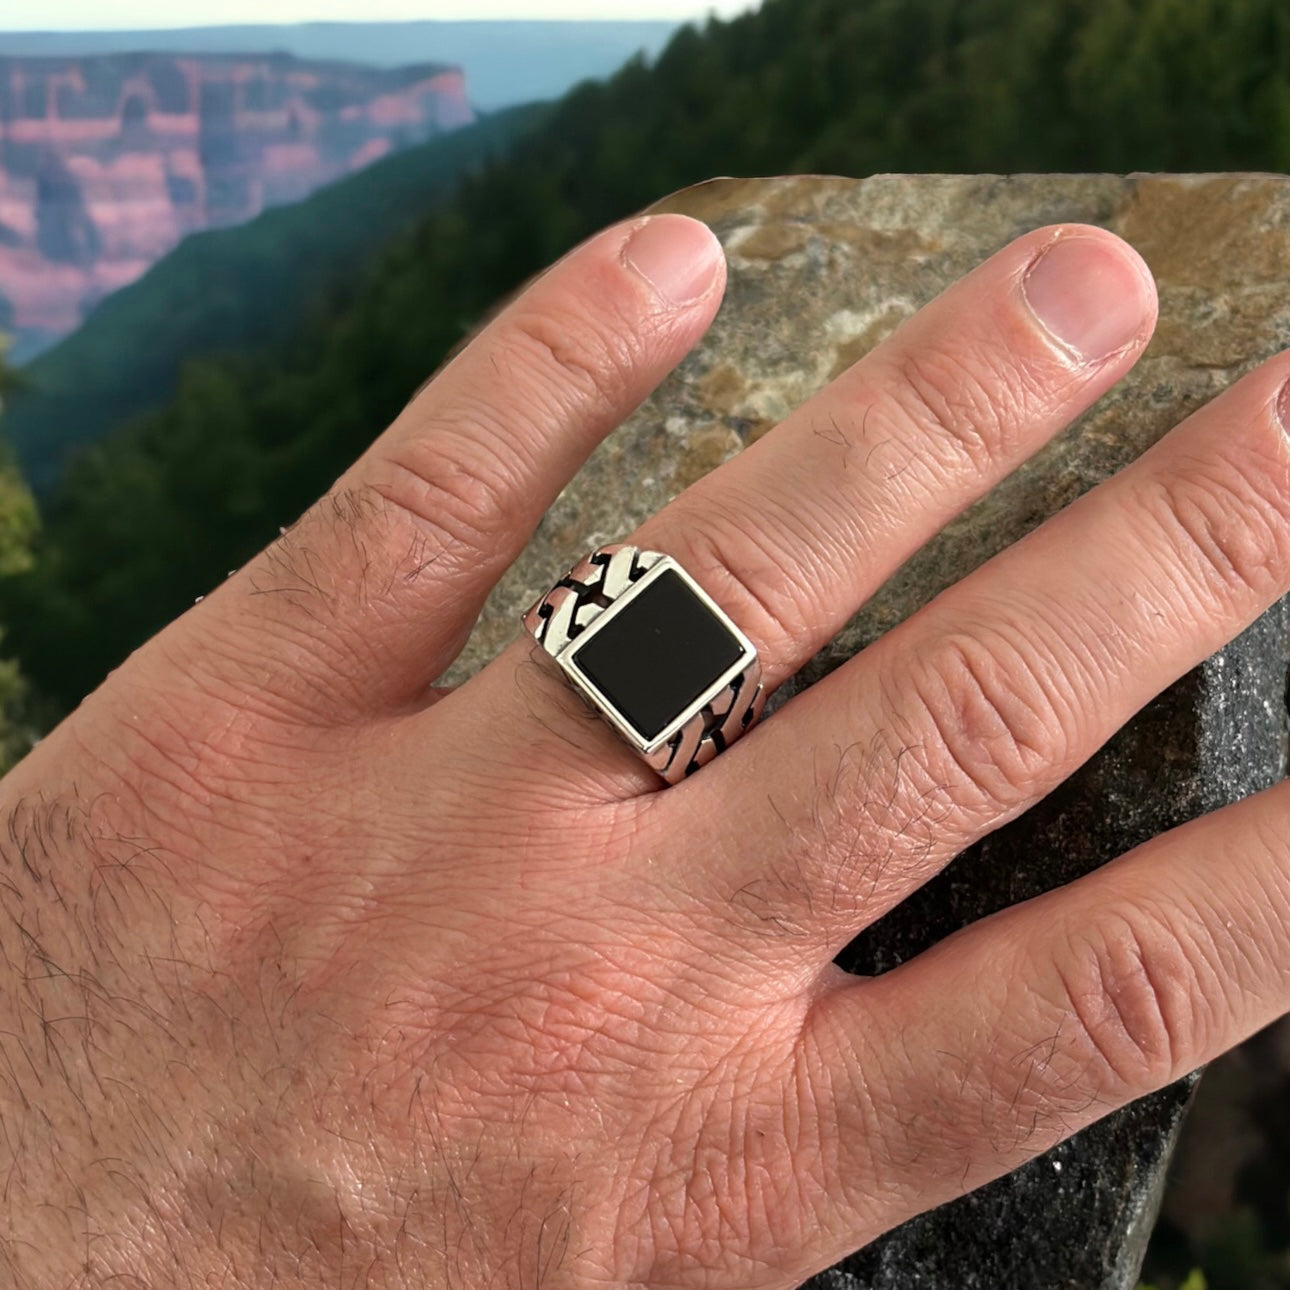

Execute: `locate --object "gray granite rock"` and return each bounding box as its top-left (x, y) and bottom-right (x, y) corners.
top-left (811, 599), bottom-right (1289, 1290)
top-left (448, 174), bottom-right (1290, 1288)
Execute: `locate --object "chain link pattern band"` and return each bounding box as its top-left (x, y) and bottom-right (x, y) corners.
top-left (523, 544), bottom-right (765, 784)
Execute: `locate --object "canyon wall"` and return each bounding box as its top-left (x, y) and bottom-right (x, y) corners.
top-left (0, 53), bottom-right (474, 360)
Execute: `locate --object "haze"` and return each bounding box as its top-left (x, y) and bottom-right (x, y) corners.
top-left (0, 1), bottom-right (758, 30)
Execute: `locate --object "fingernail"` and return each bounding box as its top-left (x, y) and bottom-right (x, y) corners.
top-left (1022, 236), bottom-right (1153, 362)
top-left (1277, 380), bottom-right (1290, 436)
top-left (623, 216), bottom-right (723, 307)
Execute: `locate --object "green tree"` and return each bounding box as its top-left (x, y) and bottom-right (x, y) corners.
top-left (0, 340), bottom-right (42, 770)
top-left (11, 0), bottom-right (1290, 717)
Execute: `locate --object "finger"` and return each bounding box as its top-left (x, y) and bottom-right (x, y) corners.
top-left (631, 224), bottom-right (1155, 688)
top-left (795, 771), bottom-right (1290, 1252)
top-left (163, 215), bottom-right (726, 720)
top-left (696, 350), bottom-right (1290, 960)
top-left (461, 224), bottom-right (1157, 798)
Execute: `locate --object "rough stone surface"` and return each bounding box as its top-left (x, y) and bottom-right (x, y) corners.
top-left (448, 174), bottom-right (1290, 1288)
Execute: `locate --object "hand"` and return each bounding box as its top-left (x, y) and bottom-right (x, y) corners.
top-left (2, 210), bottom-right (1288, 1290)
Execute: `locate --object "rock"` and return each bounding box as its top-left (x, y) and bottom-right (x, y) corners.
top-left (449, 174), bottom-right (1290, 1288)
top-left (1152, 1016), bottom-right (1290, 1276)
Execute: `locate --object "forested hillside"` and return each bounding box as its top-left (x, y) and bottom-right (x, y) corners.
top-left (5, 0), bottom-right (1290, 716)
top-left (0, 356), bottom-right (43, 773)
top-left (6, 103), bottom-right (544, 493)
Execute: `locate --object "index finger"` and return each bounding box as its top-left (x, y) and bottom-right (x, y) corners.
top-left (107, 214), bottom-right (728, 727)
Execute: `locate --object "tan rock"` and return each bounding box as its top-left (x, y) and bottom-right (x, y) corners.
top-left (454, 172), bottom-right (1290, 683)
top-left (453, 174), bottom-right (1290, 1288)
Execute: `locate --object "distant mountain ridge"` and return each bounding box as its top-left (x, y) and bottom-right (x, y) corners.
top-left (3, 101), bottom-right (543, 493)
top-left (0, 51), bottom-right (473, 361)
top-left (0, 22), bottom-right (680, 111)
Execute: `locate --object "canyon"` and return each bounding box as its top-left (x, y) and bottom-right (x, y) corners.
top-left (0, 53), bottom-right (474, 360)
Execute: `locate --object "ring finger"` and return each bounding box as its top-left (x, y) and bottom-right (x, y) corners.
top-left (696, 350), bottom-right (1290, 966)
top-left (464, 223), bottom-right (1157, 796)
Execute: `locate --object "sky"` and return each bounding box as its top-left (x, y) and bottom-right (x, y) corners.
top-left (0, 0), bottom-right (758, 28)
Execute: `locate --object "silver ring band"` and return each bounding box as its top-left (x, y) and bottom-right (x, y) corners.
top-left (523, 544), bottom-right (765, 784)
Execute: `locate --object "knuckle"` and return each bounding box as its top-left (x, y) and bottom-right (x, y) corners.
top-left (675, 494), bottom-right (817, 658)
top-left (1143, 442), bottom-right (1290, 603)
top-left (883, 341), bottom-right (1041, 474)
top-left (898, 626), bottom-right (1071, 814)
top-left (354, 289), bottom-right (655, 571)
top-left (504, 300), bottom-right (641, 424)
top-left (364, 430), bottom-right (518, 567)
top-left (1045, 905), bottom-right (1203, 1093)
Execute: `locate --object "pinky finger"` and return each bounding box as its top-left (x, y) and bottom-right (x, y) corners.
top-left (796, 780), bottom-right (1290, 1246)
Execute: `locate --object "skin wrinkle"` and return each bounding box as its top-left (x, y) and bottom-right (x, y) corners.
top-left (884, 340), bottom-right (1024, 475)
top-left (6, 216), bottom-right (1290, 1289)
top-left (789, 991), bottom-right (898, 1230)
top-left (146, 617), bottom-right (366, 740)
top-left (758, 716), bottom-right (957, 949)
top-left (501, 303), bottom-right (639, 426)
top-left (1145, 455), bottom-right (1290, 603)
top-left (1237, 813), bottom-right (1290, 978)
top-left (671, 497), bottom-right (811, 661)
top-left (1045, 909), bottom-right (1189, 1095)
top-left (368, 443), bottom-right (523, 572)
top-left (399, 291), bottom-right (678, 512)
top-left (705, 364), bottom-right (1290, 968)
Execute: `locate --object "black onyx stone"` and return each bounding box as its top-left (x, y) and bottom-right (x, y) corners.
top-left (571, 568), bottom-right (745, 742)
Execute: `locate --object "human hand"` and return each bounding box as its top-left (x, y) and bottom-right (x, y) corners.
top-left (2, 210), bottom-right (1288, 1290)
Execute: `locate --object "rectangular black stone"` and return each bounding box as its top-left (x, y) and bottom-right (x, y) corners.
top-left (570, 567), bottom-right (746, 743)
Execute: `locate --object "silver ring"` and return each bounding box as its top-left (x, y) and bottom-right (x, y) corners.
top-left (522, 544), bottom-right (765, 784)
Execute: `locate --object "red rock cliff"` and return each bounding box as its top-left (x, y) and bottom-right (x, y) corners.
top-left (0, 52), bottom-right (475, 359)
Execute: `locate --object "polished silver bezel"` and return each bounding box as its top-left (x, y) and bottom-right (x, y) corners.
top-left (554, 555), bottom-right (758, 757)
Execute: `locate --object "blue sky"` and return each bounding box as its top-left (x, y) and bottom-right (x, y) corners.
top-left (0, 1), bottom-right (757, 28)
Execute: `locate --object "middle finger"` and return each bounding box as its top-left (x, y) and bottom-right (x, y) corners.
top-left (629, 222), bottom-right (1156, 690)
top-left (694, 347), bottom-right (1290, 965)
top-left (467, 224), bottom-right (1156, 798)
